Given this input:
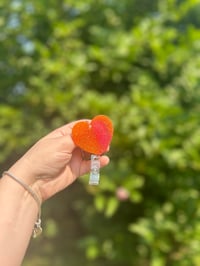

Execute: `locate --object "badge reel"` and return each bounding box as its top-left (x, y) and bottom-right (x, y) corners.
top-left (89, 154), bottom-right (100, 185)
top-left (72, 115), bottom-right (114, 186)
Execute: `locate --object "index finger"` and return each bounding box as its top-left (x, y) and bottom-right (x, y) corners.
top-left (43, 119), bottom-right (90, 139)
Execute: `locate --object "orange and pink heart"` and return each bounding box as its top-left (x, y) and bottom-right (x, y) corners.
top-left (72, 115), bottom-right (114, 155)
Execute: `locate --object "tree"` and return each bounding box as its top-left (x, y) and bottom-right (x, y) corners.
top-left (1, 0), bottom-right (200, 265)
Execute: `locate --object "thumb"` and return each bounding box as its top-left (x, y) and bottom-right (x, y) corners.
top-left (58, 134), bottom-right (76, 154)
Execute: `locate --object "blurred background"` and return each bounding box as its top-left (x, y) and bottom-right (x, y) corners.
top-left (1, 0), bottom-right (200, 265)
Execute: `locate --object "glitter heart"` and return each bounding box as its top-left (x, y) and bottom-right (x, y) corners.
top-left (72, 115), bottom-right (114, 155)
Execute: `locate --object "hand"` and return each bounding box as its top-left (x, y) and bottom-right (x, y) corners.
top-left (14, 120), bottom-right (109, 201)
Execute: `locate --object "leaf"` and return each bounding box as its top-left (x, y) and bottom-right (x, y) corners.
top-left (105, 197), bottom-right (119, 218)
top-left (94, 194), bottom-right (106, 212)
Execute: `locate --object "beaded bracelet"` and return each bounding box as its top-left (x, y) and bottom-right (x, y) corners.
top-left (3, 171), bottom-right (42, 238)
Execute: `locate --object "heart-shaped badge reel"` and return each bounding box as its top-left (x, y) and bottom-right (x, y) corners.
top-left (72, 115), bottom-right (114, 185)
top-left (72, 115), bottom-right (113, 155)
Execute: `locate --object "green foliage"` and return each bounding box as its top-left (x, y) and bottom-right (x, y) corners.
top-left (1, 0), bottom-right (200, 265)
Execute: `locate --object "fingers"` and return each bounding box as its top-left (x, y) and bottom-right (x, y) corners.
top-left (100, 155), bottom-right (110, 168)
top-left (44, 119), bottom-right (91, 139)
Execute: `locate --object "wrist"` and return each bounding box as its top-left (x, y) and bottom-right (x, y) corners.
top-left (2, 171), bottom-right (43, 238)
top-left (0, 174), bottom-right (42, 265)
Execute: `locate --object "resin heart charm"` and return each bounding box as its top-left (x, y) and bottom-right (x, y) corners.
top-left (72, 115), bottom-right (114, 155)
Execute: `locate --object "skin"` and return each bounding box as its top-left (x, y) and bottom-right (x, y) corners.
top-left (0, 120), bottom-right (109, 266)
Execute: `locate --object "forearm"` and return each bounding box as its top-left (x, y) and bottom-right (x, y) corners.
top-left (0, 160), bottom-right (40, 266)
top-left (0, 120), bottom-right (110, 266)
